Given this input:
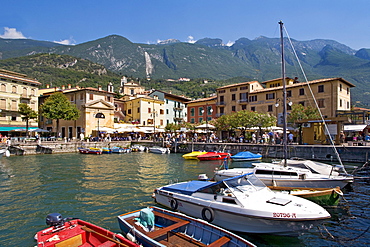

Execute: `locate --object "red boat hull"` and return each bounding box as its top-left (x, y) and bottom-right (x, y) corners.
top-left (197, 152), bottom-right (230, 161)
top-left (35, 219), bottom-right (138, 247)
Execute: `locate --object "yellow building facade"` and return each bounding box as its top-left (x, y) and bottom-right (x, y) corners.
top-left (0, 69), bottom-right (40, 132)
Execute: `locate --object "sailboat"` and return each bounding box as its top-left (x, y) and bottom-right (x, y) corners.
top-left (214, 21), bottom-right (353, 189)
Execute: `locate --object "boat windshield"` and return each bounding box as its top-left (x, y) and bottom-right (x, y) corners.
top-left (224, 174), bottom-right (266, 193)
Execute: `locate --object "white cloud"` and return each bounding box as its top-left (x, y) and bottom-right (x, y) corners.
top-left (54, 37), bottom-right (76, 45)
top-left (0, 27), bottom-right (26, 39)
top-left (187, 35), bottom-right (196, 44)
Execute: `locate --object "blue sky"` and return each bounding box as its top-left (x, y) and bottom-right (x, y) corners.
top-left (1, 0), bottom-right (369, 50)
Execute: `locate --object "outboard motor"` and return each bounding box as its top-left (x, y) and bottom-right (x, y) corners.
top-left (46, 213), bottom-right (65, 227)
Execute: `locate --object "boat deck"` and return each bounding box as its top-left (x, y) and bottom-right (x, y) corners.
top-left (125, 210), bottom-right (231, 247)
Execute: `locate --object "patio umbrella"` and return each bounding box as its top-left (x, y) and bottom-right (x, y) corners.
top-left (196, 123), bottom-right (216, 129)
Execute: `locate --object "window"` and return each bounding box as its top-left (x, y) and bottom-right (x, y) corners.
top-left (230, 88), bottom-right (237, 92)
top-left (0, 99), bottom-right (5, 108)
top-left (12, 115), bottom-right (17, 121)
top-left (241, 105), bottom-right (247, 110)
top-left (340, 84), bottom-right (342, 92)
top-left (128, 109), bottom-right (132, 115)
top-left (218, 90), bottom-right (225, 94)
top-left (240, 86), bottom-right (248, 90)
top-left (107, 96), bottom-right (111, 102)
top-left (70, 95), bottom-right (74, 101)
top-left (266, 93), bottom-right (275, 100)
top-left (12, 85), bottom-right (17, 93)
top-left (287, 104), bottom-right (292, 111)
top-left (231, 106), bottom-right (236, 112)
top-left (231, 94), bottom-right (236, 101)
top-left (287, 90), bottom-right (292, 97)
top-left (339, 99), bottom-right (343, 107)
top-left (318, 85), bottom-right (324, 93)
top-left (299, 101), bottom-right (305, 106)
top-left (268, 105), bottom-right (273, 112)
top-left (249, 95), bottom-right (257, 102)
top-left (0, 84), bottom-right (5, 91)
top-left (148, 108), bottom-right (151, 113)
top-left (166, 109), bottom-right (169, 114)
top-left (11, 100), bottom-right (17, 110)
top-left (299, 88), bottom-right (305, 95)
top-left (31, 89), bottom-right (35, 96)
top-left (137, 107), bottom-right (140, 113)
top-left (160, 109), bottom-right (164, 114)
top-left (190, 118), bottom-right (195, 123)
top-left (239, 92), bottom-right (247, 101)
top-left (166, 99), bottom-right (169, 104)
top-left (219, 95), bottom-right (224, 102)
top-left (199, 117), bottom-right (203, 122)
top-left (199, 107), bottom-right (204, 115)
top-left (347, 87), bottom-right (349, 95)
top-left (89, 94), bottom-right (93, 100)
top-left (160, 120), bottom-right (163, 125)
top-left (251, 107), bottom-right (256, 111)
top-left (190, 108), bottom-right (195, 116)
top-left (318, 99), bottom-right (325, 108)
top-left (347, 101), bottom-right (350, 108)
top-left (130, 89), bottom-right (134, 95)
top-left (219, 107), bottom-right (224, 114)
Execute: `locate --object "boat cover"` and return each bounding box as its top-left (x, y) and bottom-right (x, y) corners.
top-left (231, 151), bottom-right (262, 159)
top-left (162, 181), bottom-right (214, 195)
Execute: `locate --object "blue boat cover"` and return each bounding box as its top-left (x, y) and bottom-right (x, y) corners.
top-left (231, 151), bottom-right (262, 159)
top-left (162, 181), bottom-right (214, 195)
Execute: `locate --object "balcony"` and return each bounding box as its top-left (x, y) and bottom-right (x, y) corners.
top-left (20, 94), bottom-right (31, 100)
top-left (173, 106), bottom-right (184, 111)
top-left (216, 101), bottom-right (226, 106)
top-left (237, 99), bottom-right (248, 104)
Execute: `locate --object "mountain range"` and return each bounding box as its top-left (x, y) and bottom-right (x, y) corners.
top-left (0, 35), bottom-right (370, 106)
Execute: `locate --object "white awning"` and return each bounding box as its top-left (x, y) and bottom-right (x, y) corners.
top-left (343, 125), bottom-right (367, 132)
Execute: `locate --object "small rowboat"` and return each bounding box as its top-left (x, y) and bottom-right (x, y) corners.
top-left (197, 151), bottom-right (230, 161)
top-left (35, 213), bottom-right (139, 247)
top-left (269, 186), bottom-right (343, 206)
top-left (78, 147), bottom-right (102, 155)
top-left (117, 206), bottom-right (256, 247)
top-left (182, 151), bottom-right (207, 160)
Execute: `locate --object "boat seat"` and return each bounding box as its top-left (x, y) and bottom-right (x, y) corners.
top-left (97, 240), bottom-right (116, 247)
top-left (208, 236), bottom-right (231, 247)
top-left (146, 211), bottom-right (190, 239)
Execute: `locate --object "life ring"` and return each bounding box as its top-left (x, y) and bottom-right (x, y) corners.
top-left (170, 199), bottom-right (178, 210)
top-left (201, 207), bottom-right (215, 223)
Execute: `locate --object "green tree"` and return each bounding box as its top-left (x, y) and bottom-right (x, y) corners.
top-left (288, 104), bottom-right (320, 144)
top-left (40, 92), bottom-right (80, 134)
top-left (18, 103), bottom-right (38, 133)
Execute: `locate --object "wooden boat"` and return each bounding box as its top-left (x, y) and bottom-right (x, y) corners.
top-left (153, 173), bottom-right (330, 235)
top-left (117, 206), bottom-right (256, 247)
top-left (35, 213), bottom-right (139, 247)
top-left (78, 147), bottom-right (102, 155)
top-left (197, 152), bottom-right (230, 161)
top-left (269, 186), bottom-right (343, 206)
top-left (112, 147), bottom-right (132, 153)
top-left (89, 147), bottom-right (112, 154)
top-left (182, 151), bottom-right (207, 160)
top-left (230, 151), bottom-right (262, 161)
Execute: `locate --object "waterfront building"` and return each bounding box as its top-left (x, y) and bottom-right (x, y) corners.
top-left (0, 69), bottom-right (40, 133)
top-left (148, 90), bottom-right (191, 125)
top-left (39, 84), bottom-right (115, 139)
top-left (186, 96), bottom-right (217, 124)
top-left (216, 77), bottom-right (354, 121)
top-left (123, 95), bottom-right (166, 133)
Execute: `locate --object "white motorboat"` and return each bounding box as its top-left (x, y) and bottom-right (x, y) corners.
top-left (214, 161), bottom-right (353, 189)
top-left (149, 146), bottom-right (170, 154)
top-left (0, 148), bottom-right (10, 158)
top-left (153, 173), bottom-right (331, 235)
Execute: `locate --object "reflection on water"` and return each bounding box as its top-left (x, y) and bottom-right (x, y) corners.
top-left (0, 153), bottom-right (369, 246)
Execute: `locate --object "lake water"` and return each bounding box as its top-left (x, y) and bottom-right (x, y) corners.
top-left (0, 152), bottom-right (369, 246)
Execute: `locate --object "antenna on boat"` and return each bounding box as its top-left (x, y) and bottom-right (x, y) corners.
top-left (279, 20), bottom-right (288, 167)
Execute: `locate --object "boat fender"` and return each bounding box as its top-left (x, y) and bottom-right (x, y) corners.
top-left (126, 232), bottom-right (136, 243)
top-left (170, 199), bottom-right (179, 210)
top-left (201, 207), bottom-right (215, 223)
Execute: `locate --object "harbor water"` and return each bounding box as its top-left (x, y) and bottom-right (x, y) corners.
top-left (1, 152), bottom-right (369, 246)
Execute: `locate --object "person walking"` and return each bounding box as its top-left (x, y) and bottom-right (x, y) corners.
top-left (288, 132), bottom-right (294, 144)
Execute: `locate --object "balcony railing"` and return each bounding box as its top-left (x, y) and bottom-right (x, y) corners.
top-left (237, 99), bottom-right (248, 104)
top-left (216, 113), bottom-right (225, 117)
top-left (216, 101), bottom-right (226, 106)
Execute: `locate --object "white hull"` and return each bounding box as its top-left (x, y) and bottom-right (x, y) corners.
top-left (149, 147), bottom-right (170, 154)
top-left (154, 192), bottom-right (327, 235)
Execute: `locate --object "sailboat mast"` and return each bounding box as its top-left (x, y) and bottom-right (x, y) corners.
top-left (279, 21), bottom-right (288, 166)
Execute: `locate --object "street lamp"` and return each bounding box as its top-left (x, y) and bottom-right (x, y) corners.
top-left (95, 112), bottom-right (105, 141)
